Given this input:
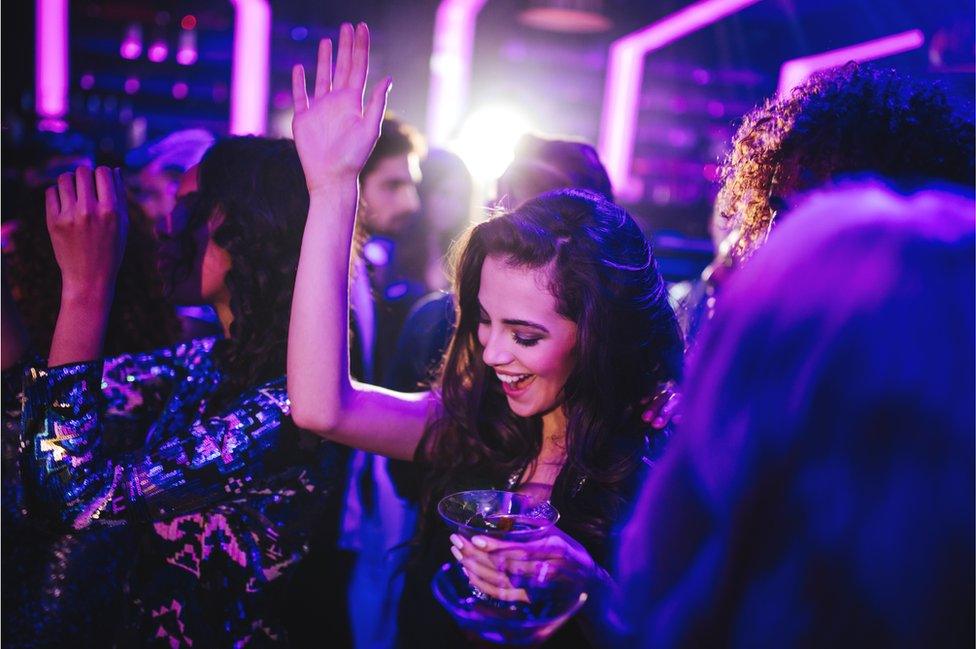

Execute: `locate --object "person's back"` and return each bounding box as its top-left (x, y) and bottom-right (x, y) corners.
top-left (617, 182), bottom-right (975, 647)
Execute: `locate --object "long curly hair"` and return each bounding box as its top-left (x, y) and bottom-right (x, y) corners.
top-left (188, 137), bottom-right (309, 413)
top-left (715, 63), bottom-right (974, 266)
top-left (415, 189), bottom-right (683, 554)
top-left (5, 187), bottom-right (180, 357)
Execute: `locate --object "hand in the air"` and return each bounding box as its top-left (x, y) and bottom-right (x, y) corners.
top-left (45, 166), bottom-right (128, 297)
top-left (291, 22), bottom-right (392, 195)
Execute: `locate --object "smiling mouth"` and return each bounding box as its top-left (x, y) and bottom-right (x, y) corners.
top-left (497, 373), bottom-right (535, 393)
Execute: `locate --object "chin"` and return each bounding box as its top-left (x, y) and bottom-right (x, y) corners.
top-left (505, 397), bottom-right (553, 419)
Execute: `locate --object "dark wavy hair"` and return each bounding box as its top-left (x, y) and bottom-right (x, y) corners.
top-left (186, 137), bottom-right (310, 413)
top-left (415, 189), bottom-right (683, 552)
top-left (6, 187), bottom-right (180, 357)
top-left (715, 63), bottom-right (974, 265)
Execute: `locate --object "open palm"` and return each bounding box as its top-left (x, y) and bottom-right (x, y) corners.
top-left (292, 23), bottom-right (391, 194)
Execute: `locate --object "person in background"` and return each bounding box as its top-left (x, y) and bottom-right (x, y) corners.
top-left (615, 182), bottom-right (975, 647)
top-left (125, 128), bottom-right (214, 230)
top-left (677, 63), bottom-right (975, 343)
top-left (125, 129), bottom-right (223, 341)
top-left (393, 148), bottom-right (475, 295)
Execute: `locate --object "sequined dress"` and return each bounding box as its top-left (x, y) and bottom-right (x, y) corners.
top-left (16, 337), bottom-right (343, 647)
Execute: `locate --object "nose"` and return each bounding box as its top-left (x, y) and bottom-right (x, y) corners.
top-left (481, 329), bottom-right (515, 368)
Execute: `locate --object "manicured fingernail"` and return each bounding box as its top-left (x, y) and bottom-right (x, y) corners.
top-left (461, 566), bottom-right (470, 579)
top-left (450, 534), bottom-right (463, 548)
top-left (472, 536), bottom-right (487, 549)
top-left (450, 546), bottom-right (463, 561)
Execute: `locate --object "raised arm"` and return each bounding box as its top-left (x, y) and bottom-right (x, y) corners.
top-left (288, 23), bottom-right (433, 461)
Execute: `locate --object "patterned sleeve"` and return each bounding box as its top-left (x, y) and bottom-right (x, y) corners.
top-left (24, 355), bottom-right (296, 530)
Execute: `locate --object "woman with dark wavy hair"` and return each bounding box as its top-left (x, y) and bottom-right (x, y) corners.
top-left (17, 137), bottom-right (344, 646)
top-left (287, 24), bottom-right (682, 646)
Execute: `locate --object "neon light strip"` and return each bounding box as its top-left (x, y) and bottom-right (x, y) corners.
top-left (36, 0), bottom-right (69, 131)
top-left (598, 0), bottom-right (761, 201)
top-left (777, 29), bottom-right (925, 98)
top-left (426, 0), bottom-right (488, 147)
top-left (229, 0), bottom-right (271, 135)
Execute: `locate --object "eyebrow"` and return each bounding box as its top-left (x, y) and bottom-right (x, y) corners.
top-left (502, 318), bottom-right (550, 334)
top-left (479, 303), bottom-right (550, 334)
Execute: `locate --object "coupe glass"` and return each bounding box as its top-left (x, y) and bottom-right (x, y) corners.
top-left (437, 489), bottom-right (559, 542)
top-left (433, 490), bottom-right (587, 645)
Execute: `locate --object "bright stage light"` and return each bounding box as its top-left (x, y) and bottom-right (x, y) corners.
top-left (450, 106), bottom-right (533, 184)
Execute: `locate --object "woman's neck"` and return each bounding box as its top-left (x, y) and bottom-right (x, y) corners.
top-left (517, 407), bottom-right (568, 493)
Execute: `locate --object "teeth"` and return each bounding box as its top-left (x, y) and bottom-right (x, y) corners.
top-left (497, 373), bottom-right (529, 384)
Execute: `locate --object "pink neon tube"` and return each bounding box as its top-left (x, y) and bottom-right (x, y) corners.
top-left (426, 0), bottom-right (488, 147)
top-left (36, 0), bottom-right (69, 130)
top-left (598, 0), bottom-right (761, 201)
top-left (229, 0), bottom-right (271, 135)
top-left (777, 30), bottom-right (926, 98)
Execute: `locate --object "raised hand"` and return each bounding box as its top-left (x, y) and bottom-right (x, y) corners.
top-left (291, 22), bottom-right (392, 195)
top-left (45, 166), bottom-right (128, 298)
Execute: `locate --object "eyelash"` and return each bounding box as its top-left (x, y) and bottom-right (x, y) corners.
top-left (478, 317), bottom-right (541, 348)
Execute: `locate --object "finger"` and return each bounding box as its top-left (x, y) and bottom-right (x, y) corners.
top-left (74, 165), bottom-right (96, 214)
top-left (45, 186), bottom-right (61, 222)
top-left (652, 392), bottom-right (680, 429)
top-left (349, 23), bottom-right (369, 99)
top-left (57, 173), bottom-right (76, 212)
top-left (292, 64), bottom-right (309, 114)
top-left (642, 385), bottom-right (673, 421)
top-left (467, 572), bottom-right (530, 603)
top-left (460, 555), bottom-right (513, 589)
top-left (452, 535), bottom-right (501, 572)
top-left (364, 76), bottom-right (392, 133)
top-left (313, 38), bottom-right (333, 98)
top-left (93, 166), bottom-right (114, 206)
top-left (333, 23), bottom-right (354, 89)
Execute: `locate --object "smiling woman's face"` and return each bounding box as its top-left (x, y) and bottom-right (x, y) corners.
top-left (477, 254), bottom-right (578, 418)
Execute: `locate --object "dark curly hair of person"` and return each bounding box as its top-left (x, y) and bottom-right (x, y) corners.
top-left (189, 137), bottom-right (310, 414)
top-left (715, 62), bottom-right (975, 266)
top-left (5, 187), bottom-right (180, 357)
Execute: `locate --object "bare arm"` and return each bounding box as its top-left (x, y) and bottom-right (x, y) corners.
top-left (288, 23), bottom-right (433, 461)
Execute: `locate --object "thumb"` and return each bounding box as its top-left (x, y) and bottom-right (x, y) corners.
top-left (365, 76), bottom-right (392, 134)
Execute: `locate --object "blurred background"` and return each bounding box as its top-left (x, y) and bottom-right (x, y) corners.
top-left (3, 0), bottom-right (973, 279)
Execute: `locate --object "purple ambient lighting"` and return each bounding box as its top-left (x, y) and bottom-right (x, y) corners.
top-left (80, 73), bottom-right (95, 90)
top-left (777, 30), bottom-right (926, 98)
top-left (148, 40), bottom-right (169, 63)
top-left (425, 0), bottom-right (489, 146)
top-left (172, 82), bottom-right (189, 100)
top-left (229, 0), bottom-right (271, 135)
top-left (124, 77), bottom-right (140, 95)
top-left (36, 0), bottom-right (69, 129)
top-left (120, 24), bottom-right (143, 60)
top-left (597, 0), bottom-right (761, 201)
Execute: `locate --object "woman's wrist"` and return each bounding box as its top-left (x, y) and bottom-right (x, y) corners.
top-left (60, 280), bottom-right (114, 307)
top-left (307, 173), bottom-right (359, 202)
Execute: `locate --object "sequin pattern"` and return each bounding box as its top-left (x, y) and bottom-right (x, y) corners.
top-left (20, 338), bottom-right (343, 646)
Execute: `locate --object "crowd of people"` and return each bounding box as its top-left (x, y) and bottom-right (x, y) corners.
top-left (2, 20), bottom-right (973, 649)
